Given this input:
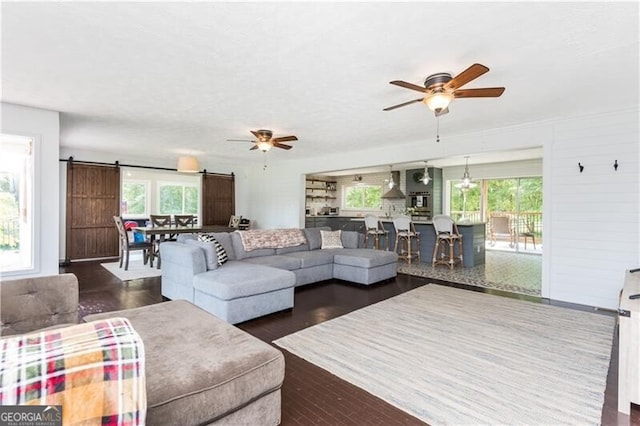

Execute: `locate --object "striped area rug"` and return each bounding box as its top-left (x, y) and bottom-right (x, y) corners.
top-left (274, 284), bottom-right (615, 425)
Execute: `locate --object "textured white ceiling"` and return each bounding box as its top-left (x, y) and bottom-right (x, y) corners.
top-left (2, 2), bottom-right (638, 169)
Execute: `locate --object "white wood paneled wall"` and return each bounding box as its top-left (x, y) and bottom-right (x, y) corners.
top-left (547, 110), bottom-right (639, 309)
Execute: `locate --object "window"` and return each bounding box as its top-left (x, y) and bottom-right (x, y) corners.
top-left (0, 134), bottom-right (34, 273)
top-left (158, 183), bottom-right (199, 215)
top-left (121, 180), bottom-right (149, 216)
top-left (344, 185), bottom-right (382, 210)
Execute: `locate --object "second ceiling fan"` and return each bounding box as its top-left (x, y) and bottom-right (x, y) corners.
top-left (229, 129), bottom-right (298, 152)
top-left (383, 63), bottom-right (505, 116)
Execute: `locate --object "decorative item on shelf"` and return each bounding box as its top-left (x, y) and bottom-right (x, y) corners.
top-left (177, 156), bottom-right (200, 173)
top-left (402, 207), bottom-right (417, 216)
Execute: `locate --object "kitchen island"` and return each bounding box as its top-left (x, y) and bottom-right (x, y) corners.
top-left (351, 218), bottom-right (485, 267)
top-left (305, 215), bottom-right (485, 267)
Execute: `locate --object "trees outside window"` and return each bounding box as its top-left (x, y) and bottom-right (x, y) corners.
top-left (344, 185), bottom-right (382, 210)
top-left (159, 183), bottom-right (198, 215)
top-left (121, 181), bottom-right (148, 216)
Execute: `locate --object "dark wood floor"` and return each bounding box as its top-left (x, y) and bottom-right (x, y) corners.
top-left (63, 261), bottom-right (639, 426)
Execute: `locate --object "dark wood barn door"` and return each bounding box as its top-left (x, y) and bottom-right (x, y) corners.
top-left (201, 173), bottom-right (235, 226)
top-left (66, 162), bottom-right (120, 261)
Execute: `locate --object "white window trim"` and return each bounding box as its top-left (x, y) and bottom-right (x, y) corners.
top-left (0, 133), bottom-right (38, 276)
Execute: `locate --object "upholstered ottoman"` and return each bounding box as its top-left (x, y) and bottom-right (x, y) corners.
top-left (331, 249), bottom-right (399, 285)
top-left (193, 261), bottom-right (295, 324)
top-left (84, 300), bottom-right (284, 425)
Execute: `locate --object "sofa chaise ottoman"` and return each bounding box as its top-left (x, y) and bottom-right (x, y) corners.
top-left (85, 300), bottom-right (285, 425)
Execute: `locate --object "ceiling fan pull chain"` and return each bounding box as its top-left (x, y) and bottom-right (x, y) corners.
top-left (263, 152), bottom-right (267, 171)
top-left (436, 115), bottom-right (440, 143)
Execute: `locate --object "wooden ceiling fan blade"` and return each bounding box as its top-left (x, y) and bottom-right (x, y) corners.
top-left (249, 145), bottom-right (259, 151)
top-left (273, 143), bottom-right (292, 150)
top-left (227, 139), bottom-right (253, 142)
top-left (444, 63), bottom-right (489, 91)
top-left (250, 130), bottom-right (261, 139)
top-left (389, 80), bottom-right (428, 93)
top-left (272, 135), bottom-right (297, 143)
top-left (383, 98), bottom-right (424, 111)
top-left (454, 87), bottom-right (505, 98)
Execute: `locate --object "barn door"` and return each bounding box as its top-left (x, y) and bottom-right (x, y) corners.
top-left (65, 162), bottom-right (120, 261)
top-left (201, 173), bottom-right (235, 226)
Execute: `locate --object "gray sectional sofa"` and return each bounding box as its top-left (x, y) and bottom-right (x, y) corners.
top-left (160, 227), bottom-right (398, 324)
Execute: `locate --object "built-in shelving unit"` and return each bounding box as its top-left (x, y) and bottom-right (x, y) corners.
top-left (305, 178), bottom-right (337, 200)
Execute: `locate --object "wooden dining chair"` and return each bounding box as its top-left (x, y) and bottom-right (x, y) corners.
top-left (149, 214), bottom-right (174, 268)
top-left (174, 215), bottom-right (196, 227)
top-left (113, 216), bottom-right (153, 271)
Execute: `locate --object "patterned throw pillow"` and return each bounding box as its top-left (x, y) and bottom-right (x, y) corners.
top-left (320, 230), bottom-right (343, 249)
top-left (198, 233), bottom-right (228, 266)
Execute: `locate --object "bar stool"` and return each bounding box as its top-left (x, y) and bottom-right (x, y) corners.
top-left (392, 215), bottom-right (420, 264)
top-left (432, 215), bottom-right (463, 269)
top-left (363, 214), bottom-right (389, 250)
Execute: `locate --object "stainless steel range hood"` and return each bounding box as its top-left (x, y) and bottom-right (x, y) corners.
top-left (381, 171), bottom-right (406, 199)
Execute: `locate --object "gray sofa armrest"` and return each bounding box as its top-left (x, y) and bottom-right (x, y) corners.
top-left (159, 242), bottom-right (207, 301)
top-left (1, 273), bottom-right (79, 337)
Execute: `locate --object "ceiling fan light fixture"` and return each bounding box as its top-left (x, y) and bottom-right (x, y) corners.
top-left (177, 156), bottom-right (200, 173)
top-left (423, 92), bottom-right (454, 112)
top-left (256, 141), bottom-right (272, 152)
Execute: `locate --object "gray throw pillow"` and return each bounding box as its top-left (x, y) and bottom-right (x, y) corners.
top-left (184, 239), bottom-right (218, 270)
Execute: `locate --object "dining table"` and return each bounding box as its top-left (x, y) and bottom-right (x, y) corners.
top-left (133, 225), bottom-right (236, 268)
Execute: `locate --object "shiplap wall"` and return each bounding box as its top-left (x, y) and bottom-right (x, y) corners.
top-left (547, 110), bottom-right (639, 308)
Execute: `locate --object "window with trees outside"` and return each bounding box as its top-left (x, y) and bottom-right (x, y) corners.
top-left (159, 183), bottom-right (199, 215)
top-left (1, 134), bottom-right (34, 273)
top-left (344, 185), bottom-right (382, 210)
top-left (121, 180), bottom-right (149, 217)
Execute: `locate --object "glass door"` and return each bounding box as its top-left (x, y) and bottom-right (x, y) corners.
top-left (486, 177), bottom-right (542, 253)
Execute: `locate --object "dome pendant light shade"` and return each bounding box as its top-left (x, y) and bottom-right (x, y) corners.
top-left (256, 141), bottom-right (272, 152)
top-left (423, 92), bottom-right (454, 112)
top-left (177, 156), bottom-right (200, 173)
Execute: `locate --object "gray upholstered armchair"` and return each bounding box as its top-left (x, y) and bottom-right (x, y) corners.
top-left (0, 273), bottom-right (79, 336)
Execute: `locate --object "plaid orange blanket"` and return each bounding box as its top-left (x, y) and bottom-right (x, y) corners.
top-left (238, 228), bottom-right (307, 251)
top-left (0, 318), bottom-right (146, 425)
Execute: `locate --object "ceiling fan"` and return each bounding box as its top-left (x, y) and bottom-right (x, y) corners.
top-left (228, 129), bottom-right (298, 152)
top-left (383, 63), bottom-right (505, 116)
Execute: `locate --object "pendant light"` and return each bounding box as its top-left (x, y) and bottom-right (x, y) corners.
top-left (456, 156), bottom-right (477, 192)
top-left (421, 161), bottom-right (431, 185)
top-left (381, 165), bottom-right (406, 199)
top-left (177, 156), bottom-right (200, 173)
top-left (387, 165), bottom-right (395, 189)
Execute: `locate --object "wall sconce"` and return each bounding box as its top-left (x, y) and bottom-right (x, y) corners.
top-left (177, 156), bottom-right (200, 173)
